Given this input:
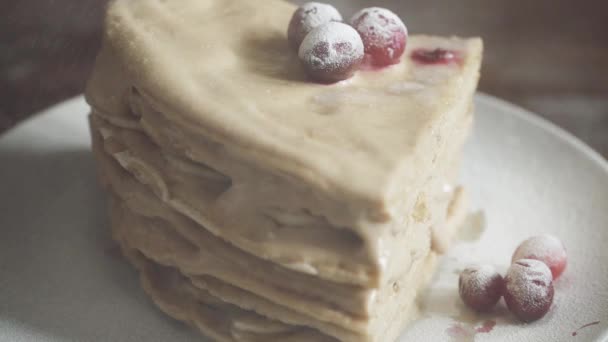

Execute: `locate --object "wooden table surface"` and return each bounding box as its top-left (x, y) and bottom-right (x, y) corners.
top-left (1, 0), bottom-right (607, 157)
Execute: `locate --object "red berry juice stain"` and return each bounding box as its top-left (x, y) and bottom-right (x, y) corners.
top-left (446, 320), bottom-right (496, 341)
top-left (411, 48), bottom-right (461, 65)
top-left (446, 323), bottom-right (474, 341)
top-left (571, 321), bottom-right (600, 336)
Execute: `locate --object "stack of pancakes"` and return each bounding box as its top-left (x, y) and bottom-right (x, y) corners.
top-left (86, 0), bottom-right (482, 341)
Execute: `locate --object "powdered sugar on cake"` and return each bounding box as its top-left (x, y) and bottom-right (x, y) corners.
top-left (506, 260), bottom-right (552, 300)
top-left (298, 22), bottom-right (364, 80)
top-left (460, 265), bottom-right (500, 295)
top-left (296, 2), bottom-right (342, 31)
top-left (350, 7), bottom-right (407, 62)
top-left (504, 259), bottom-right (554, 321)
top-left (351, 7), bottom-right (407, 45)
top-left (287, 2), bottom-right (343, 49)
top-left (513, 235), bottom-right (564, 260)
top-left (458, 264), bottom-right (503, 312)
top-left (299, 23), bottom-right (363, 65)
top-left (512, 234), bottom-right (567, 279)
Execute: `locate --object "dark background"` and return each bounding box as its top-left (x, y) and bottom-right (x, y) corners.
top-left (1, 0), bottom-right (607, 157)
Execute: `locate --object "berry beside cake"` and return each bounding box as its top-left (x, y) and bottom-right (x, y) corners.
top-left (86, 0), bottom-right (483, 341)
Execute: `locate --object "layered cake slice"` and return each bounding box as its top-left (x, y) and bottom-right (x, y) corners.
top-left (86, 0), bottom-right (482, 341)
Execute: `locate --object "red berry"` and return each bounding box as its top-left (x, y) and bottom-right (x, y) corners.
top-left (512, 234), bottom-right (567, 279)
top-left (458, 265), bottom-right (504, 312)
top-left (287, 2), bottom-right (343, 50)
top-left (350, 7), bottom-right (407, 66)
top-left (504, 259), bottom-right (554, 322)
top-left (298, 22), bottom-right (364, 83)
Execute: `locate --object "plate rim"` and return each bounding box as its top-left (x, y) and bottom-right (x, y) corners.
top-left (475, 93), bottom-right (608, 172)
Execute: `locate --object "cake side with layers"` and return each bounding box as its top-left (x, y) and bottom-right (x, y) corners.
top-left (86, 7), bottom-right (482, 284)
top-left (85, 0), bottom-right (482, 340)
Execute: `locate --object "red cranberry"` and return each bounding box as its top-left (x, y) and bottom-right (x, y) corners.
top-left (512, 234), bottom-right (567, 279)
top-left (350, 7), bottom-right (407, 67)
top-left (298, 22), bottom-right (364, 83)
top-left (458, 265), bottom-right (504, 312)
top-left (411, 48), bottom-right (460, 65)
top-left (287, 2), bottom-right (343, 50)
top-left (504, 259), bottom-right (554, 322)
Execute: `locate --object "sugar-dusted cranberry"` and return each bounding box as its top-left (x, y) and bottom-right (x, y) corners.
top-left (411, 48), bottom-right (460, 65)
top-left (458, 265), bottom-right (504, 312)
top-left (504, 259), bottom-right (554, 322)
top-left (350, 7), bottom-right (407, 67)
top-left (298, 22), bottom-right (364, 83)
top-left (512, 234), bottom-right (567, 279)
top-left (287, 2), bottom-right (343, 50)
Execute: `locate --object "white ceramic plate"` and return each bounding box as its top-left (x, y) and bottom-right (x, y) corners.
top-left (0, 95), bottom-right (607, 342)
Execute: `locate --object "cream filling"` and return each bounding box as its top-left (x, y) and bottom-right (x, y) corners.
top-left (92, 118), bottom-right (468, 341)
top-left (121, 248), bottom-right (335, 342)
top-left (92, 116), bottom-right (376, 285)
top-left (91, 109), bottom-right (467, 288)
top-left (106, 182), bottom-right (371, 319)
top-left (97, 145), bottom-right (467, 337)
top-left (114, 207), bottom-right (443, 342)
top-left (98, 148), bottom-right (427, 324)
top-left (129, 80), bottom-right (475, 276)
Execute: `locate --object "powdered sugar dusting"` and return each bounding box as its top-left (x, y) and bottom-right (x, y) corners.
top-left (507, 259), bottom-right (552, 299)
top-left (459, 264), bottom-right (501, 296)
top-left (458, 264), bottom-right (503, 312)
top-left (512, 234), bottom-right (567, 278)
top-left (350, 7), bottom-right (407, 66)
top-left (504, 259), bottom-right (554, 321)
top-left (298, 22), bottom-right (364, 82)
top-left (350, 7), bottom-right (407, 49)
top-left (513, 234), bottom-right (565, 261)
top-left (287, 2), bottom-right (342, 49)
